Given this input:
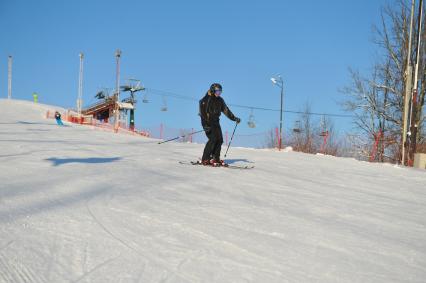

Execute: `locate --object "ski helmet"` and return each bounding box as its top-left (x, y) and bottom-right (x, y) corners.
top-left (210, 83), bottom-right (222, 94)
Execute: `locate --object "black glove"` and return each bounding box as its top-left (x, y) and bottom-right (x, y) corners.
top-left (235, 117), bottom-right (241, 124)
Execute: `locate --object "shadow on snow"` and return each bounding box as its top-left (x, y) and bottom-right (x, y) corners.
top-left (45, 157), bottom-right (122, 166)
top-left (224, 158), bottom-right (253, 164)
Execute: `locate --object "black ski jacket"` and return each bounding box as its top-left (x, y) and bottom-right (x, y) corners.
top-left (199, 92), bottom-right (237, 128)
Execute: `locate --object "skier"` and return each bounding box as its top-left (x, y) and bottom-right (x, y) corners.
top-left (54, 111), bottom-right (64, 126)
top-left (199, 83), bottom-right (240, 166)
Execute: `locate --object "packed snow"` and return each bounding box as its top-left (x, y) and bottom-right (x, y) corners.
top-left (0, 99), bottom-right (425, 283)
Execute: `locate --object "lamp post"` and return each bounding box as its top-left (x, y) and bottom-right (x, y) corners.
top-left (8, 56), bottom-right (12, 99)
top-left (271, 75), bottom-right (284, 150)
top-left (77, 52), bottom-right (84, 117)
top-left (114, 49), bottom-right (122, 132)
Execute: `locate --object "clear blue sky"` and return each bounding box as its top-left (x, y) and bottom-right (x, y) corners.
top-left (0, 0), bottom-right (389, 140)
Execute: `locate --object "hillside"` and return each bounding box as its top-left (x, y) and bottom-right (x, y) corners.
top-left (0, 99), bottom-right (425, 283)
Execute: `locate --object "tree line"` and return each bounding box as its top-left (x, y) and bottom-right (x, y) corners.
top-left (269, 0), bottom-right (425, 164)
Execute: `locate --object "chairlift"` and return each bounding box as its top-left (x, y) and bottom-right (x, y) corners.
top-left (319, 116), bottom-right (328, 136)
top-left (95, 87), bottom-right (111, 100)
top-left (127, 78), bottom-right (141, 89)
top-left (142, 92), bottom-right (149, 103)
top-left (160, 96), bottom-right (168, 112)
top-left (320, 130), bottom-right (329, 154)
top-left (293, 120), bottom-right (301, 133)
top-left (247, 109), bottom-right (256, 128)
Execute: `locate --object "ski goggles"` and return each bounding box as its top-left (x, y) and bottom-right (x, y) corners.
top-left (214, 89), bottom-right (222, 94)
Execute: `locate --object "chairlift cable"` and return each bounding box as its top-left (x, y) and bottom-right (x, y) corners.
top-left (143, 87), bottom-right (356, 118)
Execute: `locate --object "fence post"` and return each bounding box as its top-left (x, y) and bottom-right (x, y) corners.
top-left (275, 127), bottom-right (280, 149)
top-left (160, 123), bottom-right (164, 140)
top-left (370, 130), bottom-right (382, 162)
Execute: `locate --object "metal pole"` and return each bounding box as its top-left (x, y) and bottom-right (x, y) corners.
top-left (402, 0), bottom-right (415, 165)
top-left (279, 79), bottom-right (283, 151)
top-left (8, 56), bottom-right (12, 99)
top-left (408, 0), bottom-right (423, 162)
top-left (158, 129), bottom-right (204, 144)
top-left (114, 49), bottom-right (121, 132)
top-left (77, 53), bottom-right (84, 117)
top-left (224, 122), bottom-right (238, 158)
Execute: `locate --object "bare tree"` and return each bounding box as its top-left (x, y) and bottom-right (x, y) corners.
top-left (340, 134), bottom-right (371, 160)
top-left (289, 102), bottom-right (318, 154)
top-left (263, 127), bottom-right (282, 149)
top-left (317, 115), bottom-right (341, 156)
top-left (342, 0), bottom-right (425, 163)
top-left (341, 67), bottom-right (397, 162)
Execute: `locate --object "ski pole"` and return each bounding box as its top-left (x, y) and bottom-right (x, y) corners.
top-left (224, 122), bottom-right (238, 158)
top-left (158, 129), bottom-right (204, 144)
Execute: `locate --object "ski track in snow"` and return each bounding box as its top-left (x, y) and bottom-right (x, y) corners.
top-left (84, 197), bottom-right (198, 282)
top-left (1, 99), bottom-right (426, 282)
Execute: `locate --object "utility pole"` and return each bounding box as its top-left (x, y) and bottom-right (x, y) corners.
top-left (114, 49), bottom-right (122, 132)
top-left (408, 0), bottom-right (423, 163)
top-left (8, 56), bottom-right (12, 99)
top-left (77, 53), bottom-right (84, 117)
top-left (279, 80), bottom-right (284, 150)
top-left (402, 0), bottom-right (416, 165)
top-left (271, 75), bottom-right (284, 150)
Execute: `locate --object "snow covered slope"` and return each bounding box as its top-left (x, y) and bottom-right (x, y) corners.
top-left (1, 99), bottom-right (425, 283)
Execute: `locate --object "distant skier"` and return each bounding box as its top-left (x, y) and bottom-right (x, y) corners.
top-left (54, 111), bottom-right (64, 126)
top-left (199, 83), bottom-right (240, 166)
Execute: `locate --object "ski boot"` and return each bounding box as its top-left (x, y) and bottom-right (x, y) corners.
top-left (200, 160), bottom-right (211, 166)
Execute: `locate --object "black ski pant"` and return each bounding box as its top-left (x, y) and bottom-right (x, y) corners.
top-left (202, 124), bottom-right (223, 162)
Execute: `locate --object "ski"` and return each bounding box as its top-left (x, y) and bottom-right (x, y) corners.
top-left (178, 161), bottom-right (254, 170)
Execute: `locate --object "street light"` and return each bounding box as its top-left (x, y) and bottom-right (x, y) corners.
top-left (271, 75), bottom-right (284, 150)
top-left (77, 52), bottom-right (84, 117)
top-left (114, 49), bottom-right (122, 132)
top-left (8, 56), bottom-right (12, 100)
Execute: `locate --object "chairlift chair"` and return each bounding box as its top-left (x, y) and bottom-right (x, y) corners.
top-left (142, 93), bottom-right (149, 103)
top-left (319, 116), bottom-right (328, 136)
top-left (293, 120), bottom-right (301, 133)
top-left (247, 109), bottom-right (256, 128)
top-left (160, 96), bottom-right (168, 112)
